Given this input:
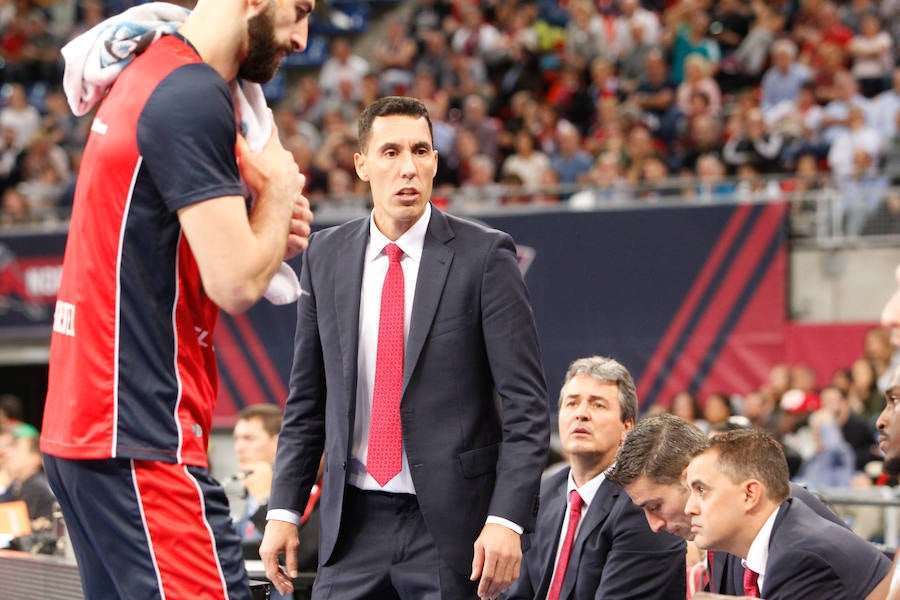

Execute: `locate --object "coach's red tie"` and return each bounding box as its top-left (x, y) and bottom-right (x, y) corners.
top-left (367, 243), bottom-right (404, 486)
top-left (548, 490), bottom-right (583, 600)
top-left (743, 567), bottom-right (760, 598)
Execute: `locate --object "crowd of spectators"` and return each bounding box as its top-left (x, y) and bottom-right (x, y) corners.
top-left (280, 0), bottom-right (900, 235)
top-left (0, 393), bottom-right (59, 554)
top-left (0, 0), bottom-right (900, 234)
top-left (653, 324), bottom-right (897, 541)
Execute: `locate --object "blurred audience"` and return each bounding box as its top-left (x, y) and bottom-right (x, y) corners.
top-left (0, 0), bottom-right (897, 237)
top-left (1, 423), bottom-right (58, 553)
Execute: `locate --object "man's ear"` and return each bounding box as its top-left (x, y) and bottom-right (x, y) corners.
top-left (354, 152), bottom-right (368, 182)
top-left (743, 479), bottom-right (764, 510)
top-left (247, 0), bottom-right (270, 17)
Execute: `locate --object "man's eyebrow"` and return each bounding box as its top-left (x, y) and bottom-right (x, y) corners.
top-left (564, 393), bottom-right (608, 400)
top-left (375, 142), bottom-right (401, 153)
top-left (375, 141), bottom-right (434, 153)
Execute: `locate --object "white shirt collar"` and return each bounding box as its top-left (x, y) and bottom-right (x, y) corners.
top-left (566, 467), bottom-right (608, 508)
top-left (366, 203), bottom-right (431, 263)
top-left (742, 502), bottom-right (782, 589)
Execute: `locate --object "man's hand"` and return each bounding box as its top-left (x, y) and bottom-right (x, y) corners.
top-left (236, 119), bottom-right (312, 259)
top-left (259, 520), bottom-right (300, 596)
top-left (470, 523), bottom-right (522, 600)
top-left (286, 193), bottom-right (313, 259)
top-left (236, 121), bottom-right (303, 208)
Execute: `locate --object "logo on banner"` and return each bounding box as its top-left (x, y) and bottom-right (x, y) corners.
top-left (0, 243), bottom-right (62, 322)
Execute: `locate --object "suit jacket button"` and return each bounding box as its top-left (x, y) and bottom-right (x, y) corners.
top-left (342, 461), bottom-right (347, 470)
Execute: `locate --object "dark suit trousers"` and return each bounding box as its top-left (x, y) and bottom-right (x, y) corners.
top-left (312, 486), bottom-right (479, 600)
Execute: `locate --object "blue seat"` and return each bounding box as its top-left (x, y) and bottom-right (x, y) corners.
top-left (282, 35), bottom-right (330, 69)
top-left (27, 81), bottom-right (48, 113)
top-left (310, 3), bottom-right (370, 34)
top-left (262, 69), bottom-right (286, 102)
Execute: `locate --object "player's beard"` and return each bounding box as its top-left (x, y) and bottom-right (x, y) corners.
top-left (885, 455), bottom-right (900, 477)
top-left (238, 1), bottom-right (287, 83)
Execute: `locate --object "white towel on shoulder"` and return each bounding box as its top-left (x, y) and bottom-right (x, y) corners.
top-left (60, 2), bottom-right (301, 305)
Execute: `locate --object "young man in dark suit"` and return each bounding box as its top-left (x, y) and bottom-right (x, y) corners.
top-left (259, 96), bottom-right (550, 600)
top-left (506, 356), bottom-right (685, 600)
top-left (608, 412), bottom-right (848, 596)
top-left (686, 429), bottom-right (891, 599)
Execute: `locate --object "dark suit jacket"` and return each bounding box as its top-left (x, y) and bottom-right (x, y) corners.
top-left (269, 207), bottom-right (550, 576)
top-left (506, 467), bottom-right (686, 600)
top-left (710, 483), bottom-right (847, 595)
top-left (717, 498), bottom-right (890, 600)
top-left (710, 483), bottom-right (850, 596)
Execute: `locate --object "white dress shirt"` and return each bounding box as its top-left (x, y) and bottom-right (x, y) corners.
top-left (347, 204), bottom-right (431, 493)
top-left (548, 469), bottom-right (607, 586)
top-left (742, 503), bottom-right (781, 593)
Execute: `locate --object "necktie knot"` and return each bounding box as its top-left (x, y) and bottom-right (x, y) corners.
top-left (569, 490), bottom-right (583, 517)
top-left (385, 243), bottom-right (403, 263)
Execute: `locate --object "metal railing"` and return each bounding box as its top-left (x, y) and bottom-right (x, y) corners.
top-left (812, 485), bottom-right (900, 549)
top-left (4, 176), bottom-right (900, 250)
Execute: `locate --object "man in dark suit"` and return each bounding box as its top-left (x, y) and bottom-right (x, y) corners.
top-left (608, 412), bottom-right (849, 596)
top-left (685, 429), bottom-right (892, 599)
top-left (259, 96), bottom-right (550, 600)
top-left (506, 356), bottom-right (685, 599)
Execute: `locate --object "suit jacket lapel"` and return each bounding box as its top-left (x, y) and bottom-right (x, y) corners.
top-left (559, 480), bottom-right (617, 599)
top-left (760, 498), bottom-right (793, 597)
top-left (536, 475), bottom-right (569, 599)
top-left (403, 208), bottom-right (453, 394)
top-left (336, 219), bottom-right (369, 408)
top-left (710, 551), bottom-right (729, 594)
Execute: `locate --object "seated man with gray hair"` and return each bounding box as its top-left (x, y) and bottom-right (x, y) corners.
top-left (505, 356), bottom-right (685, 599)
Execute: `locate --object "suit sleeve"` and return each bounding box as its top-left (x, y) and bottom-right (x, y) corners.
top-left (712, 552), bottom-right (746, 596)
top-left (594, 501), bottom-right (687, 600)
top-left (480, 231), bottom-right (550, 531)
top-left (269, 236), bottom-right (327, 513)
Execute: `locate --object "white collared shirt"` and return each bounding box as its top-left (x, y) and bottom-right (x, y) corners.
top-left (347, 204), bottom-right (432, 493)
top-left (742, 503), bottom-right (782, 594)
top-left (548, 469), bottom-right (608, 586)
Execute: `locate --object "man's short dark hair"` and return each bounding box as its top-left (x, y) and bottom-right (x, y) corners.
top-left (607, 413), bottom-right (708, 487)
top-left (0, 394), bottom-right (24, 421)
top-left (358, 96), bottom-right (434, 153)
top-left (237, 404), bottom-right (283, 438)
top-left (707, 429), bottom-right (791, 502)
